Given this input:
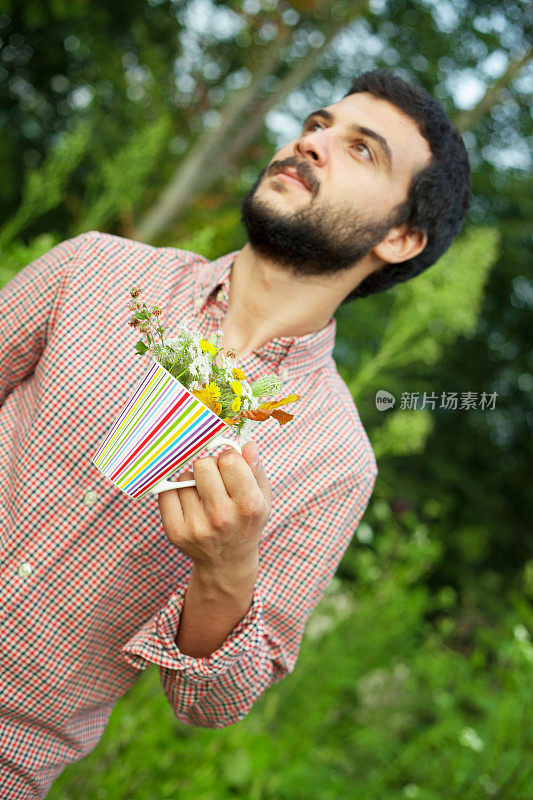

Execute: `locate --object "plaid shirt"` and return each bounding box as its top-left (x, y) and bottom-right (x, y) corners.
top-left (0, 231), bottom-right (377, 799)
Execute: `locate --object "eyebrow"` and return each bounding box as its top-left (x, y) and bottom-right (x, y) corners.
top-left (301, 108), bottom-right (393, 172)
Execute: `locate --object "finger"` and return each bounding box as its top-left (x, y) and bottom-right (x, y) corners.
top-left (221, 442), bottom-right (272, 509)
top-left (157, 473), bottom-right (187, 530)
top-left (175, 468), bottom-right (204, 527)
top-left (192, 456), bottom-right (231, 512)
top-left (241, 441), bottom-right (272, 508)
top-left (217, 448), bottom-right (264, 506)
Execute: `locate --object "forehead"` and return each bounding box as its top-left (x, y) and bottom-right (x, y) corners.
top-left (325, 91), bottom-right (432, 177)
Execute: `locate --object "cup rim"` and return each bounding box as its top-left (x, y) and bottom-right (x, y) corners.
top-left (149, 355), bottom-right (231, 429)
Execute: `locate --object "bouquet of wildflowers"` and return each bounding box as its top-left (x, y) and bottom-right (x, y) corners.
top-left (127, 287), bottom-right (301, 444)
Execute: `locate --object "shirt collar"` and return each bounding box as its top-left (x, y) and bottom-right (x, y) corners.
top-left (195, 249), bottom-right (337, 378)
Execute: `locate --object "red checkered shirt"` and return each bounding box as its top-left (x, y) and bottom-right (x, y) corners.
top-left (0, 231), bottom-right (377, 799)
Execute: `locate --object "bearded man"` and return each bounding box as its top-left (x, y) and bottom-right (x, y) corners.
top-left (0, 68), bottom-right (470, 799)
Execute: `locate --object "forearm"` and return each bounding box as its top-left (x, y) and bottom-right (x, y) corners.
top-left (176, 559), bottom-right (258, 658)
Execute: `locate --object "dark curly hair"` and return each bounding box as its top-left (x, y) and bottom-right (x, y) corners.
top-left (340, 68), bottom-right (471, 304)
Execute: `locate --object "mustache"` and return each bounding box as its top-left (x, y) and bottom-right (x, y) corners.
top-left (267, 159), bottom-right (318, 194)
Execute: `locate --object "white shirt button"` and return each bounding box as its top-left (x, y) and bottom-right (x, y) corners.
top-left (18, 562), bottom-right (32, 578)
top-left (83, 490), bottom-right (98, 506)
top-left (194, 297), bottom-right (203, 309)
top-left (216, 288), bottom-right (226, 303)
top-left (279, 367), bottom-right (289, 381)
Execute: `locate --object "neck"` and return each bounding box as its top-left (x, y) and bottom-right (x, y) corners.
top-left (219, 243), bottom-right (344, 358)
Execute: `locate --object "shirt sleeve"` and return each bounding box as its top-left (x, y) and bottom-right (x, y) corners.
top-left (0, 231), bottom-right (98, 407)
top-left (121, 465), bottom-right (377, 728)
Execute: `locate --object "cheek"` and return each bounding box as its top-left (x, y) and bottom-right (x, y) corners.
top-left (336, 173), bottom-right (400, 214)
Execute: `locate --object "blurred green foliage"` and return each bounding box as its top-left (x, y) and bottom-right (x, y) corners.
top-left (47, 515), bottom-right (532, 799)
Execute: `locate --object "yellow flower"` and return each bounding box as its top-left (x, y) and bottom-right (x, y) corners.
top-left (231, 396), bottom-right (241, 412)
top-left (191, 382), bottom-right (222, 416)
top-left (231, 367), bottom-right (247, 381)
top-left (207, 381), bottom-right (221, 399)
top-left (231, 380), bottom-right (243, 396)
top-left (191, 387), bottom-right (222, 416)
top-left (199, 339), bottom-right (217, 355)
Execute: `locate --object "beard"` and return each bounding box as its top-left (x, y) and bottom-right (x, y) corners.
top-left (240, 163), bottom-right (405, 278)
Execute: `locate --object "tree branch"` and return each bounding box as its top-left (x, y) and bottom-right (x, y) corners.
top-left (454, 45), bottom-right (532, 132)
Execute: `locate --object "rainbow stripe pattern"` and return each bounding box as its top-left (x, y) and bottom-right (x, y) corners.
top-left (92, 359), bottom-right (228, 499)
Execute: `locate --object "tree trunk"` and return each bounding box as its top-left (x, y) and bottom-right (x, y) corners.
top-left (212, 15), bottom-right (350, 179)
top-left (166, 13), bottom-right (351, 215)
top-left (133, 1), bottom-right (368, 243)
top-left (133, 26), bottom-right (291, 242)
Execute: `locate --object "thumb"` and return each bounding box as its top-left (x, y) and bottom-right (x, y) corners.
top-left (241, 440), bottom-right (272, 507)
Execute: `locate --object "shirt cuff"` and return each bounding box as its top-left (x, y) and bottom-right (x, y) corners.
top-left (121, 582), bottom-right (264, 680)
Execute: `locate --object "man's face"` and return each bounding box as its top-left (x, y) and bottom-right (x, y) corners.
top-left (240, 91), bottom-right (433, 278)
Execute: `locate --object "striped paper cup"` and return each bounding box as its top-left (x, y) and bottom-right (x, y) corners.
top-left (92, 357), bottom-right (241, 499)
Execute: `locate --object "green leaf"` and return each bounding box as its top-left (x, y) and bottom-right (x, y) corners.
top-left (135, 312), bottom-right (146, 320)
top-left (134, 341), bottom-right (149, 354)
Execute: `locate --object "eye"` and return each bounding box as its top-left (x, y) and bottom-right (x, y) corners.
top-left (352, 141), bottom-right (373, 161)
top-left (304, 120), bottom-right (323, 132)
top-left (303, 122), bottom-right (374, 163)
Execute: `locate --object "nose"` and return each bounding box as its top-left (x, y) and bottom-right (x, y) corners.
top-left (294, 126), bottom-right (329, 167)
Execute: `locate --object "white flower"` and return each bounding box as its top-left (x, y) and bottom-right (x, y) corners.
top-left (195, 354), bottom-right (211, 385)
top-left (479, 774), bottom-right (499, 794)
top-left (165, 336), bottom-right (183, 350)
top-left (357, 523), bottom-right (374, 544)
top-left (305, 614), bottom-right (335, 641)
top-left (236, 419), bottom-right (254, 446)
top-left (459, 727), bottom-right (484, 751)
top-left (218, 352), bottom-right (232, 372)
top-left (513, 624), bottom-right (529, 642)
top-left (240, 381), bottom-right (253, 403)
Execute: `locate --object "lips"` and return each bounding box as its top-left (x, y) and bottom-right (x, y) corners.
top-left (274, 168), bottom-right (310, 192)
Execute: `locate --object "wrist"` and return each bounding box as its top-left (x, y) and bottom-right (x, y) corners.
top-left (190, 555), bottom-right (258, 602)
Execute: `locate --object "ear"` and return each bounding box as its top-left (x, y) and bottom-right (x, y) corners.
top-left (372, 225), bottom-right (427, 265)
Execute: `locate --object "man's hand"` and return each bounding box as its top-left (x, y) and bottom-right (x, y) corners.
top-left (157, 441), bottom-right (272, 580)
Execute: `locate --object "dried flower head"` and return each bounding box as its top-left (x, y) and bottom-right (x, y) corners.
top-left (128, 316), bottom-right (141, 328)
top-left (130, 286), bottom-right (142, 299)
top-left (151, 306), bottom-right (163, 317)
top-left (226, 348), bottom-right (237, 359)
top-left (140, 323), bottom-right (151, 333)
